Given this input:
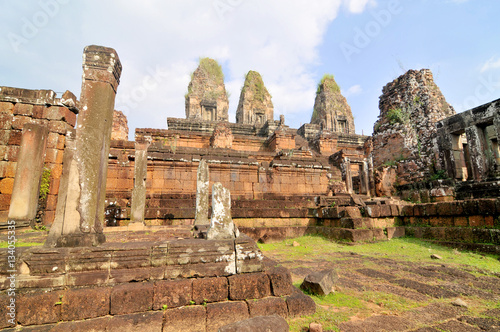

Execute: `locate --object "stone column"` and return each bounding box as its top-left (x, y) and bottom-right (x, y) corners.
top-left (360, 160), bottom-right (370, 196)
top-left (206, 182), bottom-right (239, 240)
top-left (343, 157), bottom-right (353, 194)
top-left (194, 159), bottom-right (209, 226)
top-left (465, 125), bottom-right (487, 181)
top-left (8, 124), bottom-right (48, 227)
top-left (130, 141), bottom-right (150, 225)
top-left (45, 45), bottom-right (121, 247)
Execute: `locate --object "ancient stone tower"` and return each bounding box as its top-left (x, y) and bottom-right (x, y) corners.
top-left (185, 57), bottom-right (229, 122)
top-left (310, 74), bottom-right (355, 134)
top-left (236, 70), bottom-right (273, 125)
top-left (372, 69), bottom-right (455, 182)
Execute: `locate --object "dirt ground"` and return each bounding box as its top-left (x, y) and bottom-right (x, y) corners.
top-left (262, 245), bottom-right (500, 331)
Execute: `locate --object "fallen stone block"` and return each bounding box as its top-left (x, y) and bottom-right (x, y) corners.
top-left (300, 270), bottom-right (338, 296)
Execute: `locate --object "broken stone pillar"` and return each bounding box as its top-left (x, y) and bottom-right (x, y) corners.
top-left (45, 45), bottom-right (121, 247)
top-left (8, 124), bottom-right (49, 227)
top-left (206, 182), bottom-right (239, 240)
top-left (465, 125), bottom-right (488, 181)
top-left (343, 157), bottom-right (353, 194)
top-left (194, 159), bottom-right (209, 226)
top-left (360, 160), bottom-right (370, 196)
top-left (130, 140), bottom-right (150, 225)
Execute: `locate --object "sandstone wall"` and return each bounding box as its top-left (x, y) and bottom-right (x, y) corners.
top-left (0, 87), bottom-right (77, 225)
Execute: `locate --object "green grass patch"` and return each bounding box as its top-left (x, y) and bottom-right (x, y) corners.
top-left (287, 306), bottom-right (348, 332)
top-left (0, 241), bottom-right (43, 248)
top-left (258, 235), bottom-right (500, 274)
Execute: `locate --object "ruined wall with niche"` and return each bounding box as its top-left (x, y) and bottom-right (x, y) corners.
top-left (185, 58), bottom-right (229, 122)
top-left (236, 70), bottom-right (274, 126)
top-left (371, 69), bottom-right (455, 195)
top-left (0, 87), bottom-right (77, 224)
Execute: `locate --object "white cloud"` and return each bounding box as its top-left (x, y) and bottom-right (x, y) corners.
top-left (344, 0), bottom-right (376, 14)
top-left (342, 84), bottom-right (363, 97)
top-left (74, 0), bottom-right (344, 134)
top-left (480, 56), bottom-right (500, 73)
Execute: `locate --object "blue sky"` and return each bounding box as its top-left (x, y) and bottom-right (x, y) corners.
top-left (1, 0), bottom-right (499, 139)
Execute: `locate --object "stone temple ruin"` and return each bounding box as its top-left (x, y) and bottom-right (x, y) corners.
top-left (0, 47), bottom-right (499, 330)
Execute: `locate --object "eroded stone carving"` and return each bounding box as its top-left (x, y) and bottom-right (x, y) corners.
top-left (206, 182), bottom-right (240, 240)
top-left (194, 159), bottom-right (210, 226)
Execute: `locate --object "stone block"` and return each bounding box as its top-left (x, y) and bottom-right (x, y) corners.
top-left (469, 215), bottom-right (485, 227)
top-left (0, 178), bottom-right (14, 194)
top-left (110, 282), bottom-right (154, 315)
top-left (154, 279), bottom-right (192, 309)
top-left (5, 145), bottom-right (19, 161)
top-left (228, 272), bottom-right (271, 300)
top-left (17, 290), bottom-right (63, 325)
top-left (379, 205), bottom-right (391, 217)
top-left (0, 294), bottom-right (14, 329)
top-left (365, 205), bottom-right (381, 218)
top-left (454, 216), bottom-right (468, 227)
top-left (206, 301), bottom-right (249, 332)
top-left (48, 120), bottom-right (73, 134)
top-left (246, 297), bottom-right (288, 318)
top-left (286, 292), bottom-right (316, 317)
top-left (401, 205), bottom-right (414, 216)
top-left (386, 226), bottom-right (405, 239)
top-left (0, 129), bottom-right (10, 145)
top-left (0, 113), bottom-right (13, 129)
top-left (266, 266), bottom-right (294, 297)
top-left (13, 103), bottom-right (34, 116)
top-left (192, 276), bottom-right (228, 304)
top-left (0, 102), bottom-right (14, 114)
top-left (163, 305), bottom-right (206, 332)
top-left (11, 115), bottom-right (33, 130)
top-left (108, 312), bottom-right (163, 332)
top-left (219, 315), bottom-right (289, 332)
top-left (49, 317), bottom-right (111, 332)
top-left (61, 287), bottom-right (111, 321)
top-left (32, 105), bottom-right (44, 119)
top-left (462, 200), bottom-right (478, 215)
top-left (7, 130), bottom-right (21, 145)
top-left (300, 270), bottom-right (338, 296)
top-left (477, 199), bottom-right (496, 215)
top-left (109, 266), bottom-right (164, 284)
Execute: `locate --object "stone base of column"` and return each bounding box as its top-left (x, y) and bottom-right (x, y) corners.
top-left (54, 233), bottom-right (106, 247)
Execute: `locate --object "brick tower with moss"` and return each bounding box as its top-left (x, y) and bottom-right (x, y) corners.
top-left (310, 74), bottom-right (355, 134)
top-left (185, 57), bottom-right (229, 122)
top-left (236, 70), bottom-right (274, 126)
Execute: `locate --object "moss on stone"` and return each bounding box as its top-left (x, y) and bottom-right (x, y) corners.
top-left (317, 74), bottom-right (340, 94)
top-left (242, 71), bottom-right (268, 102)
top-left (198, 57), bottom-right (224, 85)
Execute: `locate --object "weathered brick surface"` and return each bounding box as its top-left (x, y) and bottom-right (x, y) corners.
top-left (246, 296), bottom-right (288, 318)
top-left (228, 272), bottom-right (271, 300)
top-left (50, 317), bottom-right (111, 332)
top-left (163, 305), bottom-right (206, 332)
top-left (192, 276), bottom-right (228, 304)
top-left (154, 279), bottom-right (192, 309)
top-left (266, 266), bottom-right (293, 297)
top-left (61, 287), bottom-right (111, 321)
top-left (13, 103), bottom-right (34, 116)
top-left (107, 312), bottom-right (163, 332)
top-left (206, 301), bottom-right (249, 332)
top-left (0, 178), bottom-right (14, 194)
top-left (110, 282), bottom-right (154, 315)
top-left (17, 290), bottom-right (63, 326)
top-left (286, 292), bottom-right (316, 317)
top-left (0, 294), bottom-right (14, 329)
